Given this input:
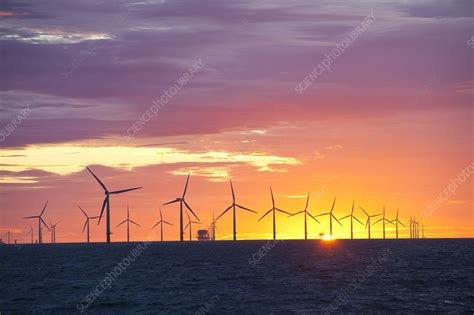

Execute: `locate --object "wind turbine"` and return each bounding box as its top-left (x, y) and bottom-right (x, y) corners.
top-left (152, 207), bottom-right (173, 242)
top-left (288, 192), bottom-right (319, 240)
top-left (389, 208), bottom-right (405, 239)
top-left (339, 200), bottom-right (363, 239)
top-left (116, 205), bottom-right (141, 243)
top-left (258, 187), bottom-right (291, 240)
top-left (184, 210), bottom-right (201, 241)
top-left (26, 226), bottom-right (34, 244)
top-left (22, 201), bottom-right (50, 244)
top-left (209, 211), bottom-right (218, 241)
top-left (360, 207), bottom-right (381, 239)
top-left (315, 197), bottom-right (342, 238)
top-left (50, 222), bottom-right (59, 243)
top-left (79, 206), bottom-right (99, 243)
top-left (216, 180), bottom-right (256, 241)
top-left (374, 205), bottom-right (393, 239)
top-left (162, 173), bottom-right (200, 242)
top-left (86, 167), bottom-right (142, 243)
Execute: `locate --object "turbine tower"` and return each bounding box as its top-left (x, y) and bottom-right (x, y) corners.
top-left (315, 197), bottom-right (342, 238)
top-left (184, 211), bottom-right (201, 241)
top-left (152, 207), bottom-right (173, 242)
top-left (360, 207), bottom-right (381, 239)
top-left (209, 211), bottom-right (218, 241)
top-left (389, 208), bottom-right (405, 239)
top-left (216, 180), bottom-right (256, 241)
top-left (339, 200), bottom-right (363, 239)
top-left (162, 173), bottom-right (200, 242)
top-left (50, 222), bottom-right (59, 243)
top-left (22, 201), bottom-right (50, 244)
top-left (116, 205), bottom-right (141, 243)
top-left (79, 206), bottom-right (99, 243)
top-left (288, 192), bottom-right (319, 240)
top-left (26, 226), bottom-right (34, 244)
top-left (258, 187), bottom-right (291, 240)
top-left (86, 167), bottom-right (142, 243)
top-left (374, 205), bottom-right (393, 239)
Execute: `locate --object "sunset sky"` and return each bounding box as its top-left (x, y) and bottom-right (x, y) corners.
top-left (0, 0), bottom-right (472, 243)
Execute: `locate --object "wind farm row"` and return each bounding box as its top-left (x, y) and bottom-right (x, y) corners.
top-left (8, 167), bottom-right (427, 244)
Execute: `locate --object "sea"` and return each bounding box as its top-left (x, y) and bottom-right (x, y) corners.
top-left (0, 239), bottom-right (473, 314)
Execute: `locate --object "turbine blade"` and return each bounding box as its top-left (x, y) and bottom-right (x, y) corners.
top-left (359, 207), bottom-right (369, 217)
top-left (41, 218), bottom-right (50, 231)
top-left (399, 220), bottom-right (406, 227)
top-left (130, 220), bottom-right (141, 227)
top-left (78, 205), bottom-right (88, 218)
top-left (163, 221), bottom-right (173, 226)
top-left (305, 192), bottom-right (310, 210)
top-left (339, 215), bottom-right (351, 220)
top-left (289, 210), bottom-right (304, 217)
top-left (270, 186), bottom-right (275, 207)
top-left (110, 187), bottom-right (142, 194)
top-left (82, 220), bottom-right (88, 233)
top-left (151, 221), bottom-right (161, 229)
top-left (23, 216), bottom-right (39, 219)
top-left (236, 204), bottom-right (257, 213)
top-left (276, 208), bottom-right (291, 215)
top-left (40, 200), bottom-right (48, 216)
top-left (365, 218), bottom-right (369, 229)
top-left (374, 218), bottom-right (382, 225)
top-left (162, 198), bottom-right (180, 206)
top-left (332, 214), bottom-right (343, 226)
top-left (116, 220), bottom-right (127, 228)
top-left (216, 205), bottom-right (232, 220)
top-left (230, 180), bottom-right (235, 202)
top-left (257, 209), bottom-right (272, 222)
top-left (307, 212), bottom-right (320, 223)
top-left (183, 200), bottom-right (200, 221)
top-left (353, 216), bottom-right (364, 225)
top-left (315, 212), bottom-right (329, 217)
top-left (86, 167), bottom-right (108, 191)
top-left (182, 173), bottom-right (190, 198)
top-left (98, 197), bottom-right (107, 225)
top-left (330, 197), bottom-right (336, 213)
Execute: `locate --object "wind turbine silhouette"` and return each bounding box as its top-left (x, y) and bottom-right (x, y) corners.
top-left (116, 205), bottom-right (141, 243)
top-left (288, 193), bottom-right (319, 240)
top-left (152, 207), bottom-right (173, 242)
top-left (339, 200), bottom-right (363, 239)
top-left (79, 206), bottom-right (99, 243)
top-left (50, 222), bottom-right (59, 243)
top-left (86, 167), bottom-right (142, 243)
top-left (389, 208), bottom-right (405, 239)
top-left (210, 211), bottom-right (218, 241)
top-left (216, 180), bottom-right (256, 241)
top-left (163, 173), bottom-right (200, 242)
top-left (360, 207), bottom-right (381, 239)
top-left (408, 215), bottom-right (413, 239)
top-left (315, 197), bottom-right (342, 238)
top-left (184, 210), bottom-right (200, 241)
top-left (22, 201), bottom-right (49, 244)
top-left (26, 226), bottom-right (34, 244)
top-left (374, 205), bottom-right (393, 239)
top-left (258, 187), bottom-right (291, 240)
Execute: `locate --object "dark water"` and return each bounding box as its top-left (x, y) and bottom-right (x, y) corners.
top-left (1, 239), bottom-right (473, 314)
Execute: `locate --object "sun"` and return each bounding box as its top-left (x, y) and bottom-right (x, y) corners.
top-left (320, 234), bottom-right (336, 241)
